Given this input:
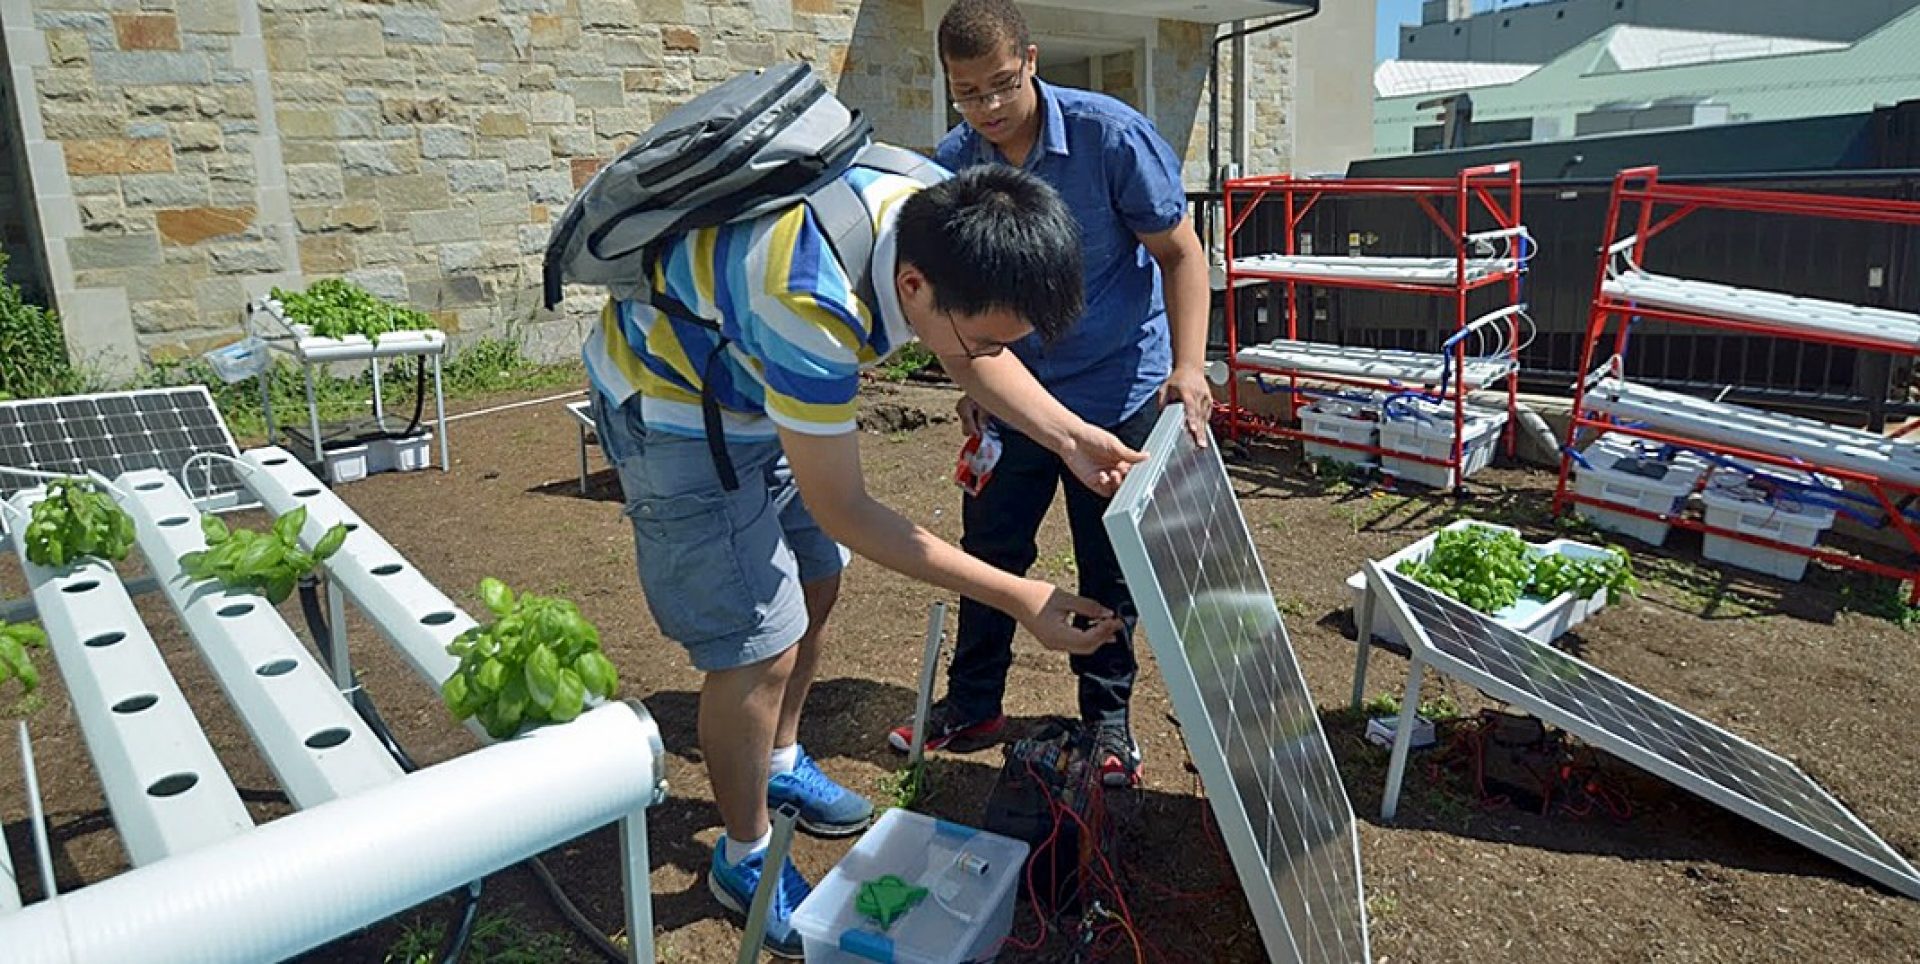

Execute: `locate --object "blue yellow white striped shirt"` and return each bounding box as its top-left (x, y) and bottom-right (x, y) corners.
top-left (582, 166), bottom-right (932, 440)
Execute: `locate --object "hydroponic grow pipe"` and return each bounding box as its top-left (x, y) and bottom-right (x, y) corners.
top-left (0, 700), bottom-right (666, 964)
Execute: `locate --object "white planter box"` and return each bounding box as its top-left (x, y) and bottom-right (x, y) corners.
top-left (1379, 401), bottom-right (1507, 488)
top-left (1699, 465), bottom-right (1841, 581)
top-left (1301, 396), bottom-right (1381, 466)
top-left (792, 809), bottom-right (1027, 964)
top-left (1347, 519), bottom-right (1614, 649)
top-left (1573, 434), bottom-right (1710, 546)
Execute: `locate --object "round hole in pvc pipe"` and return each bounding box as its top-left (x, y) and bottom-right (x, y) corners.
top-left (420, 611), bottom-right (456, 626)
top-left (134, 480), bottom-right (164, 492)
top-left (218, 602), bottom-right (254, 618)
top-left (85, 631), bottom-right (126, 648)
top-left (372, 563), bottom-right (403, 576)
top-left (263, 457), bottom-right (288, 466)
top-left (304, 728), bottom-right (351, 749)
top-left (112, 693), bottom-right (159, 714)
top-left (256, 658), bottom-right (298, 677)
top-left (293, 488), bottom-right (321, 498)
top-left (147, 773), bottom-right (199, 798)
top-left (61, 579), bottom-right (100, 594)
top-left (158, 516), bottom-right (190, 527)
top-left (343, 522), bottom-right (360, 532)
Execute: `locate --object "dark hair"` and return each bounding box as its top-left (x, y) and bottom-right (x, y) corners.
top-left (937, 0), bottom-right (1029, 64)
top-left (895, 166), bottom-right (1083, 343)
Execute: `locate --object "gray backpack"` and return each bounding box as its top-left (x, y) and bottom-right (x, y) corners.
top-left (543, 62), bottom-right (942, 488)
top-left (543, 62), bottom-right (939, 310)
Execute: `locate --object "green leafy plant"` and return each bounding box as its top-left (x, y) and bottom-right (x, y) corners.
top-left (0, 620), bottom-right (48, 716)
top-left (441, 578), bottom-right (620, 739)
top-left (1397, 526), bottom-right (1534, 614)
top-left (179, 507), bottom-right (348, 604)
top-left (0, 253), bottom-right (84, 400)
top-left (24, 478), bottom-right (136, 568)
top-left (1530, 550), bottom-right (1637, 604)
top-left (1397, 524), bottom-right (1637, 615)
top-left (271, 278), bottom-right (434, 343)
top-left (875, 343), bottom-right (939, 382)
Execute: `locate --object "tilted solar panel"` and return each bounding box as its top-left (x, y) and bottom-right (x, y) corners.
top-left (0, 387), bottom-right (245, 508)
top-left (1367, 563), bottom-right (1920, 900)
top-left (1105, 405), bottom-right (1371, 963)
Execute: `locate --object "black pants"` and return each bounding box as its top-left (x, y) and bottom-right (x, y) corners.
top-left (946, 401), bottom-right (1160, 727)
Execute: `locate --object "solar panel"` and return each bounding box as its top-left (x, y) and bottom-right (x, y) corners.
top-left (1365, 563), bottom-right (1920, 900)
top-left (1104, 406), bottom-right (1371, 964)
top-left (0, 387), bottom-right (246, 509)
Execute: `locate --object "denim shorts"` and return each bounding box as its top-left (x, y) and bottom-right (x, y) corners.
top-left (591, 391), bottom-right (849, 672)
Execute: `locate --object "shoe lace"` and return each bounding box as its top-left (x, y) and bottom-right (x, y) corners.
top-left (785, 751), bottom-right (842, 801)
top-left (1092, 721), bottom-right (1135, 762)
top-left (774, 858), bottom-right (812, 918)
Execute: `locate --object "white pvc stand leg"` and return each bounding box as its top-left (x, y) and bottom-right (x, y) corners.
top-left (620, 807), bottom-right (656, 963)
top-left (1379, 657), bottom-right (1428, 822)
top-left (1352, 586), bottom-right (1377, 711)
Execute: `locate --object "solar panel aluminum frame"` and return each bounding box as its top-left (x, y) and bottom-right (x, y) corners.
top-left (1104, 405), bottom-right (1372, 963)
top-left (1362, 561), bottom-right (1920, 901)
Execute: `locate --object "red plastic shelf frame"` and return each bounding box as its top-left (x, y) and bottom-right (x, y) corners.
top-left (1220, 164), bottom-right (1526, 490)
top-left (1552, 165), bottom-right (1920, 602)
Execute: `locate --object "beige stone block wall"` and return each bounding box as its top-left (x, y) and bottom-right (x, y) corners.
top-left (5, 0), bottom-right (1297, 370)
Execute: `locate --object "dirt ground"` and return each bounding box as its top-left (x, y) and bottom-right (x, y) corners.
top-left (3, 378), bottom-right (1919, 963)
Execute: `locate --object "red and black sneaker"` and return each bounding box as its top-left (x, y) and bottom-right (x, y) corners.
top-left (1091, 720), bottom-right (1143, 788)
top-left (887, 699), bottom-right (1007, 754)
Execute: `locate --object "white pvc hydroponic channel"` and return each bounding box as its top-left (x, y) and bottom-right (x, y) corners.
top-left (0, 447), bottom-right (668, 963)
top-left (1582, 376), bottom-right (1920, 489)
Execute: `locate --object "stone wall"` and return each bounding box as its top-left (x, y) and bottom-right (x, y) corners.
top-left (2, 0), bottom-right (1302, 372)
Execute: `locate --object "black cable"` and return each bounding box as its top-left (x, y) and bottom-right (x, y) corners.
top-left (297, 577), bottom-right (626, 963)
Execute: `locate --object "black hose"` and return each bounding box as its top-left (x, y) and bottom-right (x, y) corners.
top-left (297, 577), bottom-right (627, 963)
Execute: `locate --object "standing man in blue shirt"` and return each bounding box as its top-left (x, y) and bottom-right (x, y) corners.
top-left (886, 0), bottom-right (1214, 786)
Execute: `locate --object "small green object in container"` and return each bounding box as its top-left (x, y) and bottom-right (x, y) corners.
top-left (855, 875), bottom-right (929, 929)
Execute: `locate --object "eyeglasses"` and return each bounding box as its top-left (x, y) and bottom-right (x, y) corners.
top-left (950, 68), bottom-right (1028, 115)
top-left (947, 311), bottom-right (1014, 359)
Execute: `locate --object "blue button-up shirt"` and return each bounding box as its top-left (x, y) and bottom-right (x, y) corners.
top-left (935, 79), bottom-right (1186, 427)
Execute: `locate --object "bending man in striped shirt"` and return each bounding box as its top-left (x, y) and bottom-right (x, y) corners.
top-left (584, 160), bottom-right (1143, 955)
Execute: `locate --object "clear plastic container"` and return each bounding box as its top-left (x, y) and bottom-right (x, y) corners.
top-left (790, 809), bottom-right (1029, 964)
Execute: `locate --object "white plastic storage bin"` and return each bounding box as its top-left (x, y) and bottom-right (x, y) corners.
top-left (1301, 396), bottom-right (1381, 467)
top-left (791, 809), bottom-right (1029, 964)
top-left (1378, 400), bottom-right (1507, 488)
top-left (1698, 466), bottom-right (1841, 581)
top-left (318, 444), bottom-right (369, 485)
top-left (369, 432), bottom-right (433, 474)
top-left (1347, 519), bottom-right (1616, 649)
top-left (1572, 434), bottom-right (1710, 546)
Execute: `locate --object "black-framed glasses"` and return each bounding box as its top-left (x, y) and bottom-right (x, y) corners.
top-left (950, 67), bottom-right (1028, 115)
top-left (947, 311), bottom-right (1014, 359)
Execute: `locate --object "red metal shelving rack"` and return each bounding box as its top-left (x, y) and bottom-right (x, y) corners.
top-left (1552, 165), bottom-right (1920, 601)
top-left (1220, 163), bottom-right (1528, 490)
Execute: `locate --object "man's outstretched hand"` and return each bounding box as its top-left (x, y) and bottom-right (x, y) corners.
top-left (1010, 579), bottom-right (1123, 655)
top-left (1062, 425), bottom-right (1146, 497)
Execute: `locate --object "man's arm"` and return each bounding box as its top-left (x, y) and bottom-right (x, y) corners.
top-left (936, 350), bottom-right (1145, 496)
top-left (777, 426), bottom-right (1120, 654)
top-left (1141, 219), bottom-right (1214, 446)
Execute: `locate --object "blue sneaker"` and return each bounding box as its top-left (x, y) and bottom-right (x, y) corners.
top-left (768, 746), bottom-right (874, 837)
top-left (709, 837), bottom-right (812, 959)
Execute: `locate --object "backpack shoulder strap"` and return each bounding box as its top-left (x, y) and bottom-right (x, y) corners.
top-left (807, 144), bottom-right (947, 315)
